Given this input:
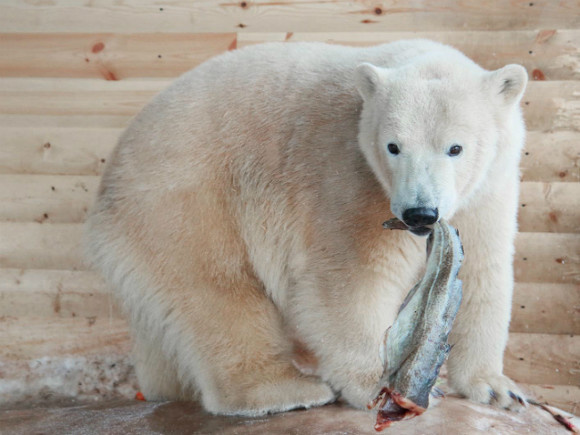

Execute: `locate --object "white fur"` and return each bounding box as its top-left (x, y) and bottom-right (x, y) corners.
top-left (85, 40), bottom-right (528, 415)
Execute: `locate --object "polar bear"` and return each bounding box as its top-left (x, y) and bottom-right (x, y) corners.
top-left (85, 40), bottom-right (528, 416)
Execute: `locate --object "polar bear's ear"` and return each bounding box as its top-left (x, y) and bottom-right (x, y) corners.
top-left (484, 64), bottom-right (528, 106)
top-left (355, 63), bottom-right (386, 101)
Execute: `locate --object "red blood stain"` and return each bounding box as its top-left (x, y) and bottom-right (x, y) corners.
top-left (532, 69), bottom-right (546, 80)
top-left (92, 42), bottom-right (105, 53)
top-left (228, 37), bottom-right (237, 51)
top-left (361, 19), bottom-right (378, 24)
top-left (285, 32), bottom-right (293, 41)
top-left (548, 211), bottom-right (559, 223)
top-left (558, 171), bottom-right (567, 178)
top-left (135, 391), bottom-right (146, 401)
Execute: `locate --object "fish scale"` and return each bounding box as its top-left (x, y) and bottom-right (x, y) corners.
top-left (369, 218), bottom-right (464, 431)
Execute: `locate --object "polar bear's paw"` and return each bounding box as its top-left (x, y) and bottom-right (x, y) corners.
top-left (452, 373), bottom-right (527, 411)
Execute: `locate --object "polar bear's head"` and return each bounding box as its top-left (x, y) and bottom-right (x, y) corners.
top-left (355, 58), bottom-right (527, 229)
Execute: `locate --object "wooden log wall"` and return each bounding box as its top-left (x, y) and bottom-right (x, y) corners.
top-left (0, 0), bottom-right (578, 413)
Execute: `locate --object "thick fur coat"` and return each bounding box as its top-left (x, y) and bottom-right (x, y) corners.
top-left (85, 40), bottom-right (528, 415)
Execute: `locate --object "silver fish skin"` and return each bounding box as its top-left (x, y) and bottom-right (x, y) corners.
top-left (370, 219), bottom-right (464, 431)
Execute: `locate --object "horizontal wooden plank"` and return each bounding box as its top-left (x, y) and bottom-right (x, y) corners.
top-left (505, 333), bottom-right (579, 386)
top-left (522, 132), bottom-right (580, 183)
top-left (510, 283), bottom-right (580, 334)
top-left (0, 33), bottom-right (237, 80)
top-left (241, 30), bottom-right (580, 81)
top-left (0, 127), bottom-right (120, 176)
top-left (0, 175), bottom-right (578, 232)
top-left (0, 79), bottom-right (577, 132)
top-left (0, 222), bottom-right (85, 270)
top-left (514, 233), bottom-right (580, 284)
top-left (2, 30), bottom-right (580, 81)
top-left (1, 314), bottom-right (575, 395)
top-left (518, 182), bottom-right (580, 233)
top-left (522, 384), bottom-right (580, 415)
top-left (0, 0), bottom-right (578, 33)
top-left (0, 316), bottom-right (130, 361)
top-left (2, 269), bottom-right (577, 335)
top-left (0, 269), bottom-right (120, 319)
top-left (0, 175), bottom-right (98, 223)
top-left (1, 222), bottom-right (579, 285)
top-left (1, 128), bottom-right (577, 181)
top-left (523, 81), bottom-right (580, 132)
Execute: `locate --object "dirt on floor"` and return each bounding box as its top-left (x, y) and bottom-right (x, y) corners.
top-left (0, 393), bottom-right (578, 435)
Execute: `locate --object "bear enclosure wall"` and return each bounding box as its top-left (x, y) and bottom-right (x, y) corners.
top-left (0, 0), bottom-right (578, 414)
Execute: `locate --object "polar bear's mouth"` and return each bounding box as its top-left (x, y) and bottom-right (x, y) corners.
top-left (408, 227), bottom-right (432, 237)
top-left (382, 218), bottom-right (432, 237)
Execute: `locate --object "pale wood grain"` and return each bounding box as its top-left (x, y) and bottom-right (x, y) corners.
top-left (0, 33), bottom-right (238, 80)
top-left (240, 29), bottom-right (580, 81)
top-left (1, 222), bottom-right (579, 285)
top-left (0, 175), bottom-right (578, 231)
top-left (510, 283), bottom-right (580, 334)
top-left (522, 131), bottom-right (580, 183)
top-left (1, 30), bottom-right (579, 80)
top-left (514, 233), bottom-right (580, 285)
top-left (1, 315), bottom-right (575, 395)
top-left (518, 182), bottom-right (580, 233)
top-left (0, 316), bottom-right (130, 361)
top-left (0, 175), bottom-right (98, 223)
top-left (0, 0), bottom-right (578, 33)
top-left (0, 269), bottom-right (120, 319)
top-left (505, 333), bottom-right (580, 386)
top-left (0, 222), bottom-right (85, 270)
top-left (0, 79), bottom-right (577, 132)
top-left (0, 127), bottom-right (120, 176)
top-left (2, 269), bottom-right (577, 334)
top-left (2, 128), bottom-right (577, 181)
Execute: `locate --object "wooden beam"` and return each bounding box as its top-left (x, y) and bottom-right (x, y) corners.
top-left (1, 316), bottom-right (576, 397)
top-left (1, 30), bottom-right (579, 80)
top-left (0, 269), bottom-right (120, 319)
top-left (0, 79), bottom-right (576, 132)
top-left (1, 128), bottom-right (578, 181)
top-left (522, 132), bottom-right (580, 183)
top-left (0, 127), bottom-right (120, 176)
top-left (518, 182), bottom-right (580, 233)
top-left (1, 222), bottom-right (579, 283)
top-left (514, 233), bottom-right (580, 284)
top-left (510, 283), bottom-right (580, 334)
top-left (0, 316), bottom-right (130, 360)
top-left (0, 175), bottom-right (98, 223)
top-left (505, 333), bottom-right (580, 386)
top-left (0, 176), bottom-right (578, 231)
top-left (0, 1), bottom-right (578, 33)
top-left (2, 270), bottom-right (577, 334)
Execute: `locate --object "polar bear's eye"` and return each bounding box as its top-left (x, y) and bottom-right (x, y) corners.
top-left (448, 145), bottom-right (463, 157)
top-left (387, 143), bottom-right (400, 155)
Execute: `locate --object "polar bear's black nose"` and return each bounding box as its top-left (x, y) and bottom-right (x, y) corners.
top-left (402, 207), bottom-right (439, 227)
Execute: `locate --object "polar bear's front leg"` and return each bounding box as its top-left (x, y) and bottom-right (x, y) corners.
top-left (290, 259), bottom-right (420, 409)
top-left (448, 182), bottom-right (526, 410)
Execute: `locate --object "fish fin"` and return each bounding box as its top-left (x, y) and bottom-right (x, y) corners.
top-left (379, 326), bottom-right (390, 366)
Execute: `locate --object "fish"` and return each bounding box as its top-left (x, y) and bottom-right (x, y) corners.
top-left (368, 218), bottom-right (464, 431)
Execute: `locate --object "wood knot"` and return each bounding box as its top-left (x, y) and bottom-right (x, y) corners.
top-left (92, 42), bottom-right (105, 53)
